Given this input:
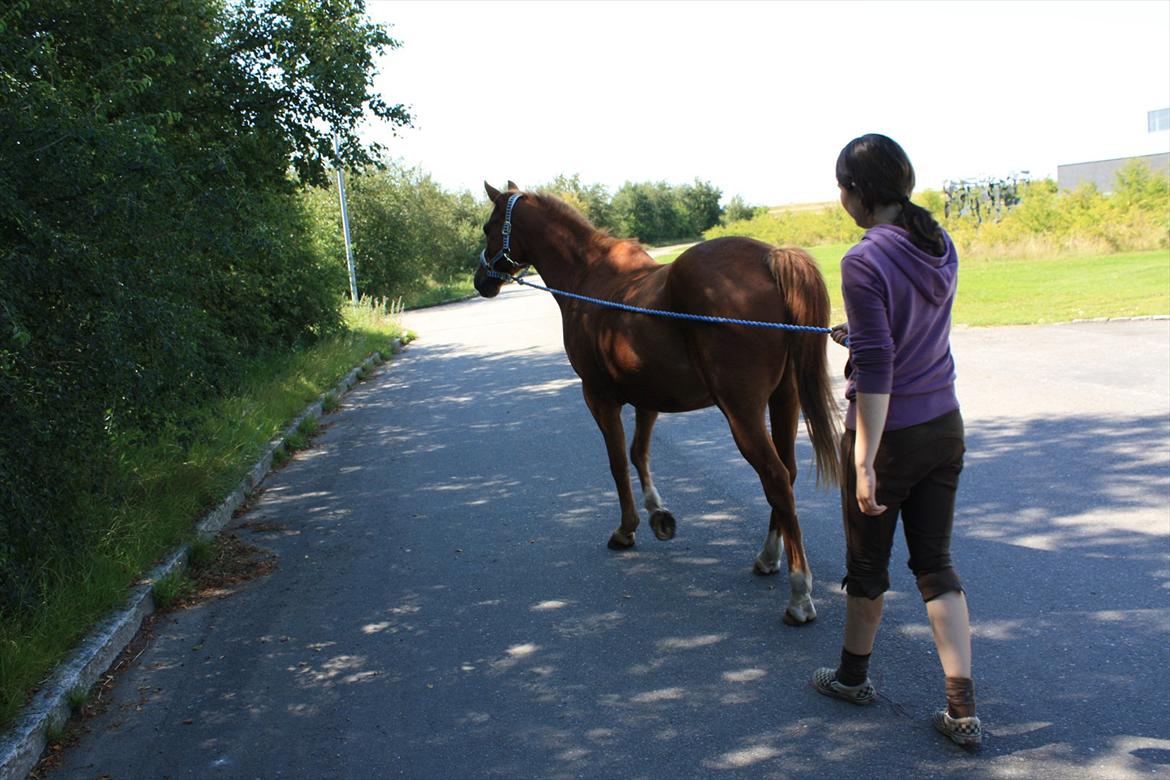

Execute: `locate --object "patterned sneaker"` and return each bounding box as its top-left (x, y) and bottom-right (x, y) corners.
top-left (933, 709), bottom-right (982, 747)
top-left (812, 667), bottom-right (875, 705)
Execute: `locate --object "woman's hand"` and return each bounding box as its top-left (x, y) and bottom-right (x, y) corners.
top-left (830, 322), bottom-right (849, 346)
top-left (853, 392), bottom-right (890, 516)
top-left (855, 461), bottom-right (888, 516)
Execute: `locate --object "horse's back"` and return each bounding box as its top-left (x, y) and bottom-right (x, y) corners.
top-left (664, 235), bottom-right (831, 404)
top-left (667, 236), bottom-right (794, 325)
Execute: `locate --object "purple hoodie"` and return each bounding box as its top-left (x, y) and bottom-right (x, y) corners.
top-left (841, 223), bottom-right (960, 431)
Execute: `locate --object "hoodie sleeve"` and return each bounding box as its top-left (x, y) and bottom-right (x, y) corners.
top-left (841, 251), bottom-right (894, 394)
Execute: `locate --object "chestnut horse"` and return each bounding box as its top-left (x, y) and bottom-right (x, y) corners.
top-left (474, 182), bottom-right (840, 624)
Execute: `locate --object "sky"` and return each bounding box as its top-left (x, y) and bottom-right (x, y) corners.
top-left (361, 0), bottom-right (1170, 206)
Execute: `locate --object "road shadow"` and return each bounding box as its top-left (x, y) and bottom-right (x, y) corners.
top-left (45, 334), bottom-right (1170, 779)
top-left (233, 337), bottom-right (1168, 778)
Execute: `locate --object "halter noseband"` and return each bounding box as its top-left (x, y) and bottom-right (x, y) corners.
top-left (479, 192), bottom-right (526, 281)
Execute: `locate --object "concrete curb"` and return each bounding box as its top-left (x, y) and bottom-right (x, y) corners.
top-left (0, 339), bottom-right (405, 780)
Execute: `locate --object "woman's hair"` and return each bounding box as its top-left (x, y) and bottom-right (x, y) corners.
top-left (836, 133), bottom-right (946, 256)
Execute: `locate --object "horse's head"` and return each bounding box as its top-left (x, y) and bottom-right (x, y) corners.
top-left (474, 181), bottom-right (532, 298)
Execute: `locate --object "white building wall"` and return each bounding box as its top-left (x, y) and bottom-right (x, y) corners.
top-left (1057, 108), bottom-right (1170, 192)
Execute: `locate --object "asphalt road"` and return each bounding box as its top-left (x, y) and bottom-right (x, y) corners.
top-left (46, 284), bottom-right (1169, 779)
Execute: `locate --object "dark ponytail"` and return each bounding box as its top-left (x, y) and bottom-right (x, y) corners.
top-left (836, 134), bottom-right (946, 256)
top-left (897, 200), bottom-right (946, 256)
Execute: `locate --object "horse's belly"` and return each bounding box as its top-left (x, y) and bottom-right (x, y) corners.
top-left (564, 309), bottom-right (711, 411)
top-left (603, 358), bottom-right (712, 412)
top-left (617, 379), bottom-right (711, 412)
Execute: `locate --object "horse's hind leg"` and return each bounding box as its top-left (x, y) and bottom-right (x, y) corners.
top-left (582, 387), bottom-right (641, 549)
top-left (765, 379), bottom-right (816, 626)
top-left (632, 407), bottom-right (675, 541)
top-left (718, 392), bottom-right (816, 626)
top-left (753, 377), bottom-right (800, 575)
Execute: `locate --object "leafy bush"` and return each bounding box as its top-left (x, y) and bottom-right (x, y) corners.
top-left (708, 161), bottom-right (1169, 259)
top-left (943, 166), bottom-right (1169, 258)
top-left (706, 203), bottom-right (862, 247)
top-left (0, 0), bottom-right (408, 616)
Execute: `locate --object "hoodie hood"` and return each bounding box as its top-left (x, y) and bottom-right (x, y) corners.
top-left (860, 224), bottom-right (957, 305)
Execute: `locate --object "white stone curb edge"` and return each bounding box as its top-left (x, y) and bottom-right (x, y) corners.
top-left (0, 339), bottom-right (405, 780)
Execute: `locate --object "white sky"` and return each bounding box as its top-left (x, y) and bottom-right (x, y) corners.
top-left (363, 0), bottom-right (1170, 206)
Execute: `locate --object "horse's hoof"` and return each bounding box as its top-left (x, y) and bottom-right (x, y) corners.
top-left (607, 531), bottom-right (635, 550)
top-left (752, 558), bottom-right (780, 576)
top-left (782, 609), bottom-right (817, 627)
top-left (649, 510), bottom-right (676, 541)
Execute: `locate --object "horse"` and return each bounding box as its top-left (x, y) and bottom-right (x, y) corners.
top-left (473, 182), bottom-right (841, 625)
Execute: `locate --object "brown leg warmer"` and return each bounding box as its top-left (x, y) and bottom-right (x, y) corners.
top-left (945, 676), bottom-right (976, 719)
top-left (836, 648), bottom-right (871, 687)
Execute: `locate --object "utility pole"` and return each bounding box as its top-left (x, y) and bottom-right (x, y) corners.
top-left (334, 134), bottom-right (359, 303)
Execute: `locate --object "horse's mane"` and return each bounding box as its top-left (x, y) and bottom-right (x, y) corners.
top-left (531, 191), bottom-right (635, 253)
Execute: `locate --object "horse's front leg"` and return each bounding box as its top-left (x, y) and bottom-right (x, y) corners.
top-left (631, 407), bottom-right (675, 541)
top-left (582, 388), bottom-right (640, 549)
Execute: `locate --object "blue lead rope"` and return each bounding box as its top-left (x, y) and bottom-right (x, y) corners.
top-left (486, 269), bottom-right (833, 334)
top-left (481, 191), bottom-right (832, 335)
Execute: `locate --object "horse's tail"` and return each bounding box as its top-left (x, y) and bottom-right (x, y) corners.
top-left (767, 247), bottom-right (842, 489)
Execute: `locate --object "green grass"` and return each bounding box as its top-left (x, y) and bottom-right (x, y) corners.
top-left (950, 250), bottom-right (1170, 325)
top-left (151, 571), bottom-right (194, 612)
top-left (653, 248), bottom-right (689, 265)
top-left (399, 279), bottom-right (478, 310)
top-left (188, 537), bottom-right (216, 570)
top-left (659, 242), bottom-right (1168, 326)
top-left (807, 245), bottom-right (1169, 326)
top-left (0, 300), bottom-right (404, 729)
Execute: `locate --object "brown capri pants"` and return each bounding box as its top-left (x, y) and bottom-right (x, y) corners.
top-left (840, 408), bottom-right (966, 602)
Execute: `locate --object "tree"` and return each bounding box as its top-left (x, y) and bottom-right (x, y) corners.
top-left (722, 195), bottom-right (767, 224)
top-left (0, 0), bottom-right (411, 614)
top-left (222, 0), bottom-right (413, 186)
top-left (537, 174), bottom-right (616, 232)
top-left (678, 179), bottom-right (723, 235)
top-left (308, 165), bottom-right (487, 299)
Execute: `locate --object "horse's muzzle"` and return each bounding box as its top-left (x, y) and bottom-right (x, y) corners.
top-left (473, 265), bottom-right (502, 298)
top-left (476, 248), bottom-right (523, 297)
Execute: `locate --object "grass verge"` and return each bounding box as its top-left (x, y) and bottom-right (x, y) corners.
top-left (804, 245), bottom-right (1169, 326)
top-left (0, 300), bottom-right (406, 729)
top-left (656, 243), bottom-right (1168, 326)
top-left (398, 279), bottom-right (477, 310)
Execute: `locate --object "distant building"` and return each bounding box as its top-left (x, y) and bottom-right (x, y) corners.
top-left (1150, 108), bottom-right (1170, 133)
top-left (1057, 108), bottom-right (1170, 193)
top-left (1057, 152), bottom-right (1169, 194)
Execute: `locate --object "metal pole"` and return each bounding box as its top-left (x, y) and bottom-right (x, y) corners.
top-left (334, 135), bottom-right (359, 303)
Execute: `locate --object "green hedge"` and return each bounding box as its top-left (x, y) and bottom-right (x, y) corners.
top-left (0, 0), bottom-right (407, 617)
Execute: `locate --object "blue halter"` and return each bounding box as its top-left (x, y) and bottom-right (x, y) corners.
top-left (479, 192), bottom-right (526, 279)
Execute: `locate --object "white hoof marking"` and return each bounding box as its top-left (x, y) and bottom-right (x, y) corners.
top-left (786, 570), bottom-right (816, 623)
top-left (643, 486), bottom-right (664, 513)
top-left (754, 529), bottom-right (781, 573)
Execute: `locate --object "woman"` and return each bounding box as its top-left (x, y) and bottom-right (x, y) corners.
top-left (811, 134), bottom-right (981, 748)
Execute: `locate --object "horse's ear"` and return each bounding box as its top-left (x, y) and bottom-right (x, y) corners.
top-left (506, 180), bottom-right (519, 192)
top-left (484, 181), bottom-right (501, 201)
